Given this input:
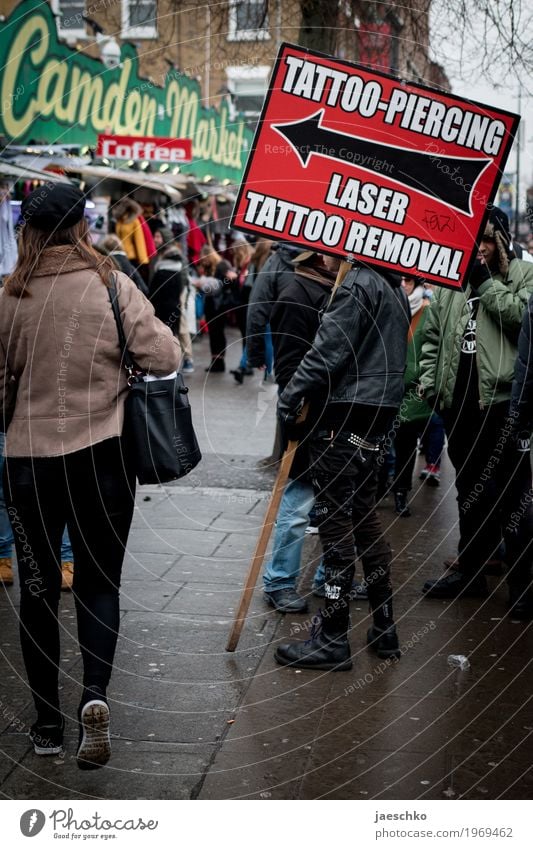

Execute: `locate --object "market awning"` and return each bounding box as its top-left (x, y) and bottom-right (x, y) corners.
top-left (63, 165), bottom-right (182, 200)
top-left (0, 159), bottom-right (70, 183)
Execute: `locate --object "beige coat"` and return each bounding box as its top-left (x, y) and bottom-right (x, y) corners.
top-left (0, 246), bottom-right (181, 457)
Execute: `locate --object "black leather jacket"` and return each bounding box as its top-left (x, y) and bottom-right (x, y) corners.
top-left (246, 243), bottom-right (302, 367)
top-left (278, 264), bottom-right (410, 420)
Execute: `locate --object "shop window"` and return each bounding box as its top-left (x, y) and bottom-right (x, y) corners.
top-left (51, 0), bottom-right (87, 39)
top-left (226, 65), bottom-right (270, 128)
top-left (228, 0), bottom-right (269, 41)
top-left (122, 0), bottom-right (158, 39)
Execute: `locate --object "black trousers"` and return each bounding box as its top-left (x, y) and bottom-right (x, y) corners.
top-left (393, 417), bottom-right (437, 492)
top-left (203, 297), bottom-right (226, 359)
top-left (235, 289), bottom-right (251, 352)
top-left (309, 430), bottom-right (393, 634)
top-left (442, 403), bottom-right (533, 586)
top-left (4, 438), bottom-right (136, 722)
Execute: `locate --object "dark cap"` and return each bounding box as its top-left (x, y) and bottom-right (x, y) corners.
top-left (484, 205), bottom-right (511, 246)
top-left (21, 183), bottom-right (86, 231)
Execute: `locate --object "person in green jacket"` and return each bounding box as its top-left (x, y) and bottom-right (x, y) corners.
top-left (418, 207), bottom-right (533, 618)
top-left (392, 275), bottom-right (444, 517)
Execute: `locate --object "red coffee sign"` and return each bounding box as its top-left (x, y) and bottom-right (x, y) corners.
top-left (232, 43), bottom-right (519, 289)
top-left (97, 135), bottom-right (192, 163)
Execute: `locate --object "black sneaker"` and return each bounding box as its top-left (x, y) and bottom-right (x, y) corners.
top-left (264, 588), bottom-right (308, 613)
top-left (30, 717), bottom-right (65, 756)
top-left (274, 632), bottom-right (352, 671)
top-left (394, 492), bottom-right (411, 517)
top-left (422, 571), bottom-right (488, 599)
top-left (367, 624), bottom-right (401, 659)
top-left (77, 688), bottom-right (111, 770)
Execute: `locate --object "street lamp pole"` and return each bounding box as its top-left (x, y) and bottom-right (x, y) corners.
top-left (514, 84), bottom-right (522, 242)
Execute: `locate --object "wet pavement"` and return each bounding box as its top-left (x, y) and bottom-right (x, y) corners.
top-left (1, 329), bottom-right (532, 800)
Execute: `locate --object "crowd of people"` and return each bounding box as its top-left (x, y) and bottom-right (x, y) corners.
top-left (1, 173), bottom-right (533, 768)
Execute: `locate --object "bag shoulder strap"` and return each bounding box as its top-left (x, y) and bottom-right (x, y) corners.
top-left (107, 272), bottom-right (142, 382)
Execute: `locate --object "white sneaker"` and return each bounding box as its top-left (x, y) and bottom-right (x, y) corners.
top-left (305, 525), bottom-right (319, 535)
top-left (77, 700), bottom-right (111, 770)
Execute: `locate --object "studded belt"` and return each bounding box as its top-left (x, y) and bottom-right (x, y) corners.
top-left (346, 432), bottom-right (382, 452)
top-left (318, 429), bottom-right (383, 451)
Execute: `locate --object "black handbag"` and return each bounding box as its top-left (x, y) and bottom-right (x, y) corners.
top-left (108, 277), bottom-right (202, 485)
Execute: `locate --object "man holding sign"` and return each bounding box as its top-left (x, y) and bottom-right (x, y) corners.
top-left (274, 262), bottom-right (410, 669)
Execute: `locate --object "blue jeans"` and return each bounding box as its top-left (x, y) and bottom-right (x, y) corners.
top-left (61, 528), bottom-right (73, 562)
top-left (243, 326), bottom-right (274, 374)
top-left (263, 479), bottom-right (323, 591)
top-left (0, 434), bottom-right (72, 561)
top-left (424, 413), bottom-right (445, 466)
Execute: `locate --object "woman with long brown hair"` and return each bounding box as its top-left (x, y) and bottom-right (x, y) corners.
top-left (0, 183), bottom-right (180, 769)
top-left (230, 238), bottom-right (274, 384)
top-left (194, 243), bottom-right (237, 372)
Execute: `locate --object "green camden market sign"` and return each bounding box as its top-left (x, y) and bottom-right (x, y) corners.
top-left (0, 0), bottom-right (253, 181)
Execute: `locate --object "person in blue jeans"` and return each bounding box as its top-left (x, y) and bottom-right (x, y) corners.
top-left (0, 432), bottom-right (74, 588)
top-left (262, 252), bottom-right (367, 613)
top-left (263, 478), bottom-right (317, 612)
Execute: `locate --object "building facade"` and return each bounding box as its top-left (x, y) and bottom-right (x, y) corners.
top-left (0, 0), bottom-right (449, 180)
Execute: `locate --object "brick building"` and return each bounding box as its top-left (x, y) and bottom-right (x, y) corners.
top-left (0, 0), bottom-right (450, 124)
top-left (0, 1), bottom-right (449, 181)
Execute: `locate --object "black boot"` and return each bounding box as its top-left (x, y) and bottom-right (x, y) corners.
top-left (422, 570), bottom-right (488, 598)
top-left (367, 624), bottom-right (401, 659)
top-left (367, 590), bottom-right (401, 659)
top-left (274, 566), bottom-right (352, 671)
top-left (274, 620), bottom-right (352, 670)
top-left (394, 491), bottom-right (411, 517)
top-left (230, 367), bottom-right (244, 384)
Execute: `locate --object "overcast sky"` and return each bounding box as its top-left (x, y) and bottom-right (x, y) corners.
top-left (429, 2), bottom-right (533, 207)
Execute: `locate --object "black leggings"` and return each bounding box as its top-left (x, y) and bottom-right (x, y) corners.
top-left (4, 438), bottom-right (136, 722)
top-left (203, 297), bottom-right (227, 359)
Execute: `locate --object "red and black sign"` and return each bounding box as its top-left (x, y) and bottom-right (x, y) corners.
top-left (97, 135), bottom-right (192, 163)
top-left (231, 43), bottom-right (520, 289)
